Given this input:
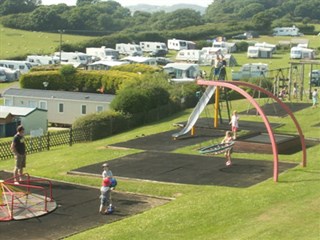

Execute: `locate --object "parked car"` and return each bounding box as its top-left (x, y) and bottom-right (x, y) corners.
top-left (310, 70), bottom-right (320, 86)
top-left (155, 57), bottom-right (173, 66)
top-left (149, 49), bottom-right (167, 57)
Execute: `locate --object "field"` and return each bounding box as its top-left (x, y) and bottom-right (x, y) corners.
top-left (0, 24), bottom-right (95, 59)
top-left (0, 27), bottom-right (319, 239)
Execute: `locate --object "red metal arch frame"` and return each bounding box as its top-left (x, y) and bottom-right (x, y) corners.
top-left (197, 80), bottom-right (306, 182)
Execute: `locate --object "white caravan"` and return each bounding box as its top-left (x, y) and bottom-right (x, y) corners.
top-left (26, 55), bottom-right (60, 65)
top-left (139, 42), bottom-right (168, 52)
top-left (176, 50), bottom-right (201, 63)
top-left (167, 39), bottom-right (196, 51)
top-left (86, 46), bottom-right (119, 61)
top-left (273, 25), bottom-right (300, 36)
top-left (254, 42), bottom-right (276, 52)
top-left (247, 46), bottom-right (273, 58)
top-left (53, 51), bottom-right (91, 66)
top-left (0, 60), bottom-right (32, 74)
top-left (232, 63), bottom-right (268, 80)
top-left (115, 43), bottom-right (143, 56)
top-left (290, 47), bottom-right (315, 59)
top-left (212, 41), bottom-right (237, 53)
top-left (0, 67), bottom-right (20, 82)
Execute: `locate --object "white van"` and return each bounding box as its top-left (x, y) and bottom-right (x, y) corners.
top-left (0, 60), bottom-right (32, 74)
top-left (26, 55), bottom-right (59, 65)
top-left (290, 47), bottom-right (315, 59)
top-left (115, 43), bottom-right (143, 56)
top-left (86, 46), bottom-right (119, 61)
top-left (139, 42), bottom-right (168, 52)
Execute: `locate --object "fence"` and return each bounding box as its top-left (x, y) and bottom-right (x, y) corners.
top-left (0, 127), bottom-right (91, 160)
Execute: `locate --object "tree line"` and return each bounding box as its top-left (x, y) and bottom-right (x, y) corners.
top-left (0, 0), bottom-right (319, 36)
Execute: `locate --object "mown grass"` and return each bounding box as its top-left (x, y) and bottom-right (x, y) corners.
top-left (0, 97), bottom-right (319, 240)
top-left (0, 24), bottom-right (95, 59)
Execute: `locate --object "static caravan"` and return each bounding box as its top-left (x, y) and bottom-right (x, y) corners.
top-left (115, 43), bottom-right (143, 56)
top-left (53, 51), bottom-right (91, 66)
top-left (0, 60), bottom-right (32, 74)
top-left (86, 46), bottom-right (119, 61)
top-left (290, 47), bottom-right (315, 59)
top-left (176, 50), bottom-right (201, 63)
top-left (167, 39), bottom-right (196, 51)
top-left (273, 26), bottom-right (300, 36)
top-left (163, 63), bottom-right (200, 83)
top-left (3, 88), bottom-right (115, 126)
top-left (139, 42), bottom-right (168, 52)
top-left (247, 46), bottom-right (273, 58)
top-left (232, 63), bottom-right (268, 81)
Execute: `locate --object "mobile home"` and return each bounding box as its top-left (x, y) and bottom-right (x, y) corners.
top-left (290, 47), bottom-right (315, 59)
top-left (0, 60), bottom-right (32, 74)
top-left (115, 43), bottom-right (143, 56)
top-left (163, 63), bottom-right (200, 83)
top-left (139, 42), bottom-right (168, 52)
top-left (273, 26), bottom-right (300, 36)
top-left (86, 46), bottom-right (119, 61)
top-left (167, 39), bottom-right (196, 51)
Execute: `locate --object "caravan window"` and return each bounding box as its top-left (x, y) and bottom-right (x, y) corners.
top-left (81, 105), bottom-right (87, 114)
top-left (39, 101), bottom-right (47, 110)
top-left (8, 64), bottom-right (14, 69)
top-left (179, 41), bottom-right (187, 47)
top-left (97, 106), bottom-right (104, 112)
top-left (28, 100), bottom-right (37, 108)
top-left (59, 103), bottom-right (64, 113)
top-left (19, 65), bottom-right (25, 70)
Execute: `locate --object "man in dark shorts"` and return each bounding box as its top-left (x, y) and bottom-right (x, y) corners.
top-left (10, 125), bottom-right (26, 184)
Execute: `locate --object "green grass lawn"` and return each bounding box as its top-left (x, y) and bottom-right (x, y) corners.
top-left (0, 24), bottom-right (95, 59)
top-left (0, 98), bottom-right (319, 240)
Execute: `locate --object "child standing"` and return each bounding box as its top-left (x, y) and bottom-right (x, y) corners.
top-left (221, 131), bottom-right (234, 166)
top-left (102, 163), bottom-right (113, 179)
top-left (230, 110), bottom-right (239, 139)
top-left (99, 178), bottom-right (111, 214)
top-left (312, 89), bottom-right (318, 109)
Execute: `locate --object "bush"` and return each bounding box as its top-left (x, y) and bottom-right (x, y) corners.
top-left (73, 110), bottom-right (131, 140)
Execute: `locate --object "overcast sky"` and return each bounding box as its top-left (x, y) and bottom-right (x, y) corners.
top-left (41, 0), bottom-right (213, 7)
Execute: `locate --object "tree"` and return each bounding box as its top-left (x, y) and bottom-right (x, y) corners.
top-left (0, 0), bottom-right (41, 16)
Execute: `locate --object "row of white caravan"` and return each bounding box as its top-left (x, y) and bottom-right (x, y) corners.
top-left (0, 60), bottom-right (33, 82)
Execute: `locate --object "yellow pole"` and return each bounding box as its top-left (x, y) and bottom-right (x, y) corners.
top-left (214, 87), bottom-right (219, 128)
top-left (191, 126), bottom-right (195, 136)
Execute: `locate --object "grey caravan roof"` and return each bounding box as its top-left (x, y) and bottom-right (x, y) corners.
top-left (3, 88), bottom-right (115, 103)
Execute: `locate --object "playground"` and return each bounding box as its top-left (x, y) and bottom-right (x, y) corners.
top-left (0, 75), bottom-right (316, 239)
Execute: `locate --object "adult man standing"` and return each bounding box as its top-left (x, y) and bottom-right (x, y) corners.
top-left (10, 125), bottom-right (26, 184)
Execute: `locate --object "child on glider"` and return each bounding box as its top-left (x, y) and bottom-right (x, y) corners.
top-left (221, 131), bottom-right (233, 166)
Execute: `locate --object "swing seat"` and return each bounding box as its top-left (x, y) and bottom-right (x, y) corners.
top-left (199, 142), bottom-right (234, 155)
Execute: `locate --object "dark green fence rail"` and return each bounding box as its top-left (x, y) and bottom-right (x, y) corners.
top-left (0, 127), bottom-right (91, 160)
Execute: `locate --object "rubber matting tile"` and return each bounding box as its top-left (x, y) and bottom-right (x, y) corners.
top-left (0, 171), bottom-right (169, 240)
top-left (71, 151), bottom-right (298, 188)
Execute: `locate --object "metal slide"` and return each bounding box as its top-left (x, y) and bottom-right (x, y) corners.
top-left (172, 85), bottom-right (216, 138)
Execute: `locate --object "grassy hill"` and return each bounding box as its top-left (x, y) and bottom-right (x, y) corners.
top-left (0, 24), bottom-right (95, 59)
